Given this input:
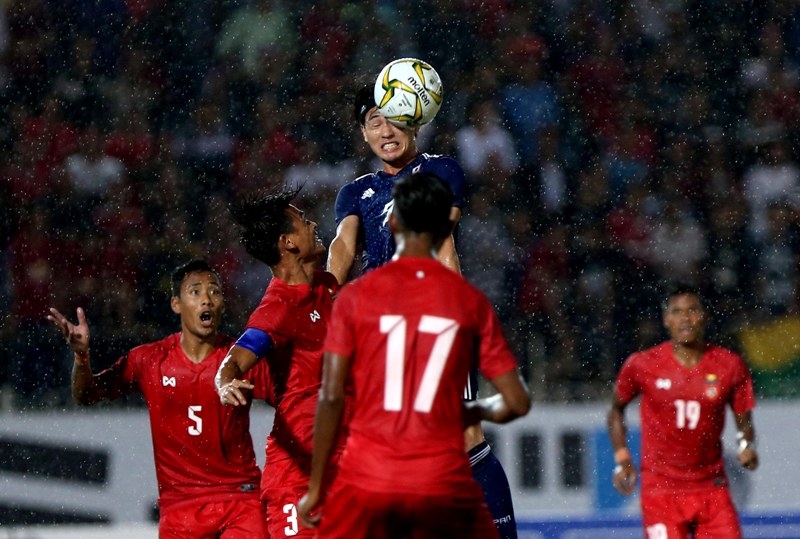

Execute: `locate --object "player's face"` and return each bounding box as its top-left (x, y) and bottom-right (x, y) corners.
top-left (663, 293), bottom-right (706, 346)
top-left (361, 107), bottom-right (418, 170)
top-left (285, 205), bottom-right (325, 260)
top-left (172, 271), bottom-right (224, 338)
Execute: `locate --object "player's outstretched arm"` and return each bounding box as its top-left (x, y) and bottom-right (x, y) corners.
top-left (298, 351), bottom-right (349, 529)
top-left (47, 307), bottom-right (110, 405)
top-left (607, 395), bottom-right (637, 495)
top-left (463, 370), bottom-right (530, 425)
top-left (326, 215), bottom-right (360, 285)
top-left (215, 345), bottom-right (259, 406)
top-left (734, 410), bottom-right (759, 471)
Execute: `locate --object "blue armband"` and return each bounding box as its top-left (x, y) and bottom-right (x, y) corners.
top-left (235, 328), bottom-right (274, 358)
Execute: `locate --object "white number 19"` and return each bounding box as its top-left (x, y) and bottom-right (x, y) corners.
top-left (674, 399), bottom-right (701, 430)
top-left (380, 315), bottom-right (459, 413)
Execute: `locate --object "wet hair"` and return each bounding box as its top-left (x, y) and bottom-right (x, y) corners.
top-left (391, 172), bottom-right (453, 240)
top-left (229, 185), bottom-right (303, 266)
top-left (353, 82), bottom-right (375, 125)
top-left (171, 260), bottom-right (221, 297)
top-left (662, 282), bottom-right (704, 311)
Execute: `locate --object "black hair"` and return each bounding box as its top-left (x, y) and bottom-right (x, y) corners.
top-left (171, 260), bottom-right (221, 297)
top-left (353, 82), bottom-right (375, 126)
top-left (229, 185), bottom-right (302, 266)
top-left (662, 282), bottom-right (704, 311)
top-left (391, 172), bottom-right (454, 240)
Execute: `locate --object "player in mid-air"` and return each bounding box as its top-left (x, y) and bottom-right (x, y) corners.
top-left (48, 260), bottom-right (268, 539)
top-left (299, 172), bottom-right (531, 538)
top-left (215, 187), bottom-right (344, 539)
top-left (607, 284), bottom-right (759, 539)
top-left (326, 82), bottom-right (519, 538)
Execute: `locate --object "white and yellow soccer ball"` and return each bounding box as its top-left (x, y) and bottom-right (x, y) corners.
top-left (373, 58), bottom-right (443, 128)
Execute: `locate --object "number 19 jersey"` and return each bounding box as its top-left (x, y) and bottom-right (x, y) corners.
top-left (324, 257), bottom-right (518, 496)
top-left (614, 342), bottom-right (755, 492)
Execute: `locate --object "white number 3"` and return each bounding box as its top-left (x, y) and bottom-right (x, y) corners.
top-left (380, 315), bottom-right (459, 413)
top-left (283, 503), bottom-right (298, 536)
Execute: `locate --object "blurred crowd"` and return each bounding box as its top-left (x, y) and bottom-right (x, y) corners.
top-left (2, 0), bottom-right (800, 408)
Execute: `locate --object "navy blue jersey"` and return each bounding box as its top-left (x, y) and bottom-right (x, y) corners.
top-left (334, 153), bottom-right (466, 274)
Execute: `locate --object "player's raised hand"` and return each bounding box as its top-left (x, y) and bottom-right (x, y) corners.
top-left (48, 307), bottom-right (90, 359)
top-left (612, 460), bottom-right (637, 496)
top-left (217, 379), bottom-right (254, 406)
top-left (297, 490), bottom-right (321, 529)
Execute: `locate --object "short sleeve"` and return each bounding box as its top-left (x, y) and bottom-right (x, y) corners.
top-left (730, 355), bottom-right (756, 414)
top-left (334, 181), bottom-right (363, 225)
top-left (93, 352), bottom-right (139, 400)
top-left (246, 299), bottom-right (291, 349)
top-left (426, 156), bottom-right (467, 209)
top-left (476, 296), bottom-right (518, 380)
top-left (615, 354), bottom-right (641, 404)
top-left (324, 285), bottom-right (357, 358)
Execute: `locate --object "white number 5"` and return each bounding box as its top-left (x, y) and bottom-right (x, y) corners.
top-left (380, 315), bottom-right (459, 413)
top-left (188, 405), bottom-right (202, 436)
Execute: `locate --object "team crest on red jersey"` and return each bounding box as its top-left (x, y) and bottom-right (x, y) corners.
top-left (704, 373), bottom-right (719, 399)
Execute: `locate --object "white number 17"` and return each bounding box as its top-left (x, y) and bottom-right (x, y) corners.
top-left (380, 315), bottom-right (459, 413)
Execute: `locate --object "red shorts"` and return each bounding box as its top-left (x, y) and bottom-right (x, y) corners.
top-left (264, 486), bottom-right (316, 538)
top-left (159, 497), bottom-right (267, 539)
top-left (640, 487), bottom-right (742, 539)
top-left (316, 480), bottom-right (499, 539)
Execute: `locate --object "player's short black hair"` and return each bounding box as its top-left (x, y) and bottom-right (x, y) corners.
top-left (662, 282), bottom-right (704, 311)
top-left (391, 172), bottom-right (454, 240)
top-left (354, 83), bottom-right (375, 125)
top-left (229, 185), bottom-right (303, 266)
top-left (171, 260), bottom-right (221, 297)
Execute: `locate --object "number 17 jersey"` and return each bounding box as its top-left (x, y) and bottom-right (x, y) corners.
top-left (324, 257), bottom-right (518, 496)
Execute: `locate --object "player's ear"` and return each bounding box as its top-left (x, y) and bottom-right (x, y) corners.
top-left (170, 295), bottom-right (181, 315)
top-left (388, 211), bottom-right (399, 235)
top-left (360, 124), bottom-right (368, 142)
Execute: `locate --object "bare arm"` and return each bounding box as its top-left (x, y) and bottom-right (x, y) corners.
top-left (438, 207), bottom-right (462, 273)
top-left (298, 351), bottom-right (349, 529)
top-left (215, 345), bottom-right (261, 406)
top-left (607, 394), bottom-right (637, 495)
top-left (326, 215), bottom-right (360, 285)
top-left (463, 370), bottom-right (530, 425)
top-left (734, 410), bottom-right (759, 470)
top-left (48, 307), bottom-right (115, 405)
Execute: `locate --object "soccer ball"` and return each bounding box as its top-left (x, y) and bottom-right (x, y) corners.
top-left (374, 58), bottom-right (443, 128)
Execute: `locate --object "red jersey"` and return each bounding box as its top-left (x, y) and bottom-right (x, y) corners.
top-left (245, 270), bottom-right (340, 492)
top-left (95, 333), bottom-right (268, 510)
top-left (324, 257), bottom-right (518, 495)
top-left (615, 342), bottom-right (756, 492)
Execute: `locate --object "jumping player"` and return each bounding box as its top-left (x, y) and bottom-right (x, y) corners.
top-left (326, 83), bottom-right (519, 538)
top-left (215, 187), bottom-right (343, 539)
top-left (607, 284), bottom-right (759, 539)
top-left (48, 260), bottom-right (268, 539)
top-left (299, 172), bottom-right (531, 538)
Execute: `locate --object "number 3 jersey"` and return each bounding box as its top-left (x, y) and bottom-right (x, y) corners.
top-left (94, 333), bottom-right (268, 511)
top-left (324, 257), bottom-right (518, 495)
top-left (243, 270), bottom-right (343, 494)
top-left (614, 342), bottom-right (756, 492)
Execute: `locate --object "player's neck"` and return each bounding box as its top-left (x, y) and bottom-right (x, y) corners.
top-left (671, 340), bottom-right (706, 368)
top-left (271, 257), bottom-right (317, 286)
top-left (393, 235), bottom-right (438, 260)
top-left (382, 152), bottom-right (418, 175)
top-left (180, 332), bottom-right (217, 364)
